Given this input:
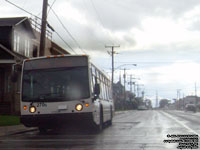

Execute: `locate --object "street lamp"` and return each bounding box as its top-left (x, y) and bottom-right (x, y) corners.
top-left (115, 64), bottom-right (137, 70)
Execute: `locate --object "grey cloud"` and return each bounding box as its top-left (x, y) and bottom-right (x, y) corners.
top-left (70, 0), bottom-right (200, 32)
top-left (187, 17), bottom-right (200, 31)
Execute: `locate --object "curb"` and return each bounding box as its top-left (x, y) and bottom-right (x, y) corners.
top-left (0, 125), bottom-right (37, 137)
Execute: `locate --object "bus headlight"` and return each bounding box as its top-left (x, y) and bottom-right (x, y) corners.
top-left (75, 104), bottom-right (83, 111)
top-left (29, 106), bottom-right (36, 113)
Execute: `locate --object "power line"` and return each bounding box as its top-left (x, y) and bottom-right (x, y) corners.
top-left (82, 0), bottom-right (108, 48)
top-left (90, 0), bottom-right (114, 45)
top-left (22, 0), bottom-right (28, 9)
top-left (47, 0), bottom-right (57, 16)
top-left (35, 0), bottom-right (57, 18)
top-left (49, 7), bottom-right (87, 54)
top-left (54, 31), bottom-right (77, 54)
top-left (5, 0), bottom-right (76, 54)
top-left (5, 0), bottom-right (41, 20)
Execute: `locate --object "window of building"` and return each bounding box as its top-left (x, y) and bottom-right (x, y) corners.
top-left (27, 40), bottom-right (30, 56)
top-left (32, 45), bottom-right (38, 57)
top-left (13, 33), bottom-right (17, 52)
top-left (24, 39), bottom-right (30, 57)
top-left (17, 35), bottom-right (20, 53)
top-left (13, 31), bottom-right (20, 53)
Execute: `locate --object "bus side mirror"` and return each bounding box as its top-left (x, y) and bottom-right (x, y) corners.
top-left (11, 64), bottom-right (21, 82)
top-left (92, 83), bottom-right (100, 102)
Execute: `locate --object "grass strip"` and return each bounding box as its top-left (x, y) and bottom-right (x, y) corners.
top-left (0, 115), bottom-right (20, 126)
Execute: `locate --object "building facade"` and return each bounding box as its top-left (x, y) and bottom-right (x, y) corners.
top-left (0, 17), bottom-right (70, 114)
top-left (174, 96), bottom-right (200, 110)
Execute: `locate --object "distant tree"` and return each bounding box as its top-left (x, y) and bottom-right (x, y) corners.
top-left (159, 99), bottom-right (170, 108)
top-left (145, 99), bottom-right (152, 109)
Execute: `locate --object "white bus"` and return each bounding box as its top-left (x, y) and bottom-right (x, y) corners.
top-left (19, 55), bottom-right (114, 132)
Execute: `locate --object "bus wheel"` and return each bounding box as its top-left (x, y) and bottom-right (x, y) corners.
top-left (39, 127), bottom-right (47, 133)
top-left (93, 110), bottom-right (103, 132)
top-left (98, 111), bottom-right (103, 131)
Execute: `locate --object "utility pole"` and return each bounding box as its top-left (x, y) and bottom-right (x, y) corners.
top-left (123, 68), bottom-right (126, 101)
top-left (177, 89), bottom-right (181, 100)
top-left (39, 0), bottom-right (48, 56)
top-left (130, 75), bottom-right (132, 92)
top-left (128, 75), bottom-right (136, 93)
top-left (134, 82), bottom-right (136, 94)
top-left (136, 84), bottom-right (144, 98)
top-left (106, 45), bottom-right (120, 96)
top-left (141, 90), bottom-right (145, 100)
top-left (137, 84), bottom-right (139, 97)
top-left (131, 77), bottom-right (140, 95)
top-left (119, 71), bottom-right (121, 84)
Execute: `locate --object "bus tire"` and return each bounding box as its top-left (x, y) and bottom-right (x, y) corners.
top-left (39, 127), bottom-right (47, 133)
top-left (93, 107), bottom-right (103, 132)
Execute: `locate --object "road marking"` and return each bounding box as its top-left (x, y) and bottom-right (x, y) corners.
top-left (161, 111), bottom-right (199, 135)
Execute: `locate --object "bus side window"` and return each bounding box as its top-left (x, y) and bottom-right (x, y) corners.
top-left (98, 74), bottom-right (103, 99)
top-left (92, 68), bottom-right (97, 96)
top-left (105, 80), bottom-right (109, 100)
top-left (102, 76), bottom-right (106, 100)
top-left (92, 75), bottom-right (95, 95)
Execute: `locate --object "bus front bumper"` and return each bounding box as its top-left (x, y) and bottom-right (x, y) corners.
top-left (20, 112), bottom-right (93, 127)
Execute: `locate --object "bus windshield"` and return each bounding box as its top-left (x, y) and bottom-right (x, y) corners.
top-left (22, 66), bottom-right (90, 102)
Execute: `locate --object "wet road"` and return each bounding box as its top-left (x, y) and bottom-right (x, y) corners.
top-left (0, 110), bottom-right (199, 150)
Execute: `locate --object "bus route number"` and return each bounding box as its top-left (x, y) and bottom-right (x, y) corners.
top-left (37, 102), bottom-right (47, 107)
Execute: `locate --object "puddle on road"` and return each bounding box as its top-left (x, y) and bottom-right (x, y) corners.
top-left (112, 122), bottom-right (140, 130)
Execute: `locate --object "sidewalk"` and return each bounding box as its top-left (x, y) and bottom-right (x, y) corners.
top-left (0, 124), bottom-right (37, 137)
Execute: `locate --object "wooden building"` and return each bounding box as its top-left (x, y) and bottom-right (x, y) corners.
top-left (0, 17), bottom-right (70, 114)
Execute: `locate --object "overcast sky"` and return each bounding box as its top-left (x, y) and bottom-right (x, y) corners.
top-left (1, 0), bottom-right (200, 106)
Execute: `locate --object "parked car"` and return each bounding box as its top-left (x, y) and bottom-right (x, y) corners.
top-left (185, 104), bottom-right (196, 112)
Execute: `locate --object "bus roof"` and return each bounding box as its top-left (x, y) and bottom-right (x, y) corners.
top-left (24, 54), bottom-right (89, 62)
top-left (23, 55), bottom-right (89, 70)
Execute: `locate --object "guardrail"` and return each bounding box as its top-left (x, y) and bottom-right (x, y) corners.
top-left (30, 17), bottom-right (52, 40)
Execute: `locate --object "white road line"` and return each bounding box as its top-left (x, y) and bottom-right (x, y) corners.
top-left (161, 111), bottom-right (199, 135)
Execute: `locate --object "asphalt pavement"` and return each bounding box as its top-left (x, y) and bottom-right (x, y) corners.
top-left (0, 110), bottom-right (127, 137)
top-left (0, 124), bottom-right (37, 137)
top-left (0, 110), bottom-right (199, 150)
